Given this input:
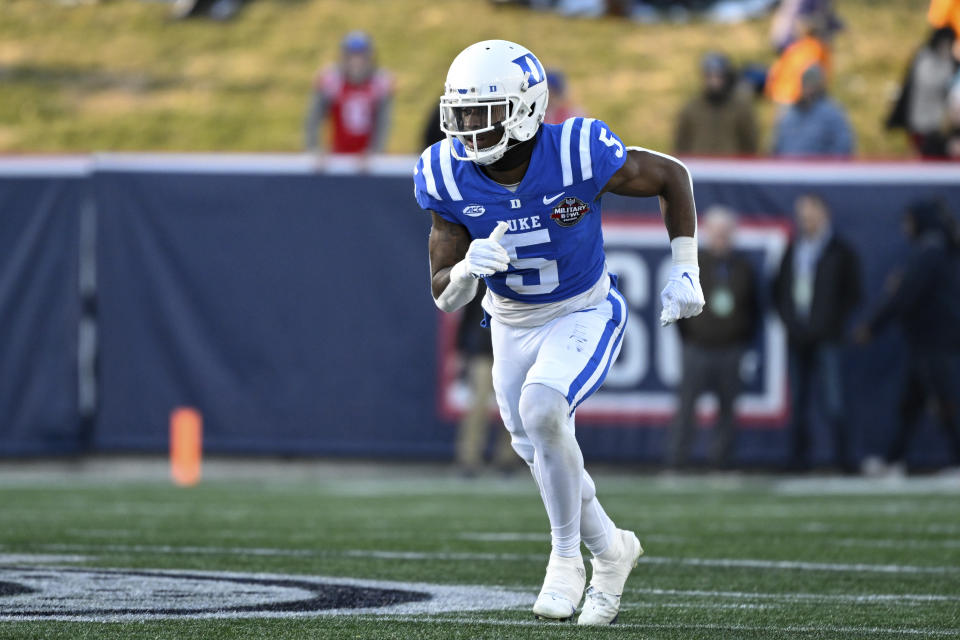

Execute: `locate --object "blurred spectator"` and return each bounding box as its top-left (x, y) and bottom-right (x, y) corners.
top-left (771, 0), bottom-right (842, 53)
top-left (772, 65), bottom-right (854, 157)
top-left (765, 13), bottom-right (831, 105)
top-left (919, 81), bottom-right (960, 158)
top-left (172, 0), bottom-right (246, 20)
top-left (304, 31), bottom-right (394, 154)
top-left (856, 200), bottom-right (960, 475)
top-left (886, 28), bottom-right (958, 154)
top-left (674, 53), bottom-right (758, 156)
top-left (669, 207), bottom-right (759, 469)
top-left (929, 0), bottom-right (960, 40)
top-left (543, 70), bottom-right (584, 124)
top-left (454, 286), bottom-right (515, 476)
top-left (772, 194), bottom-right (861, 472)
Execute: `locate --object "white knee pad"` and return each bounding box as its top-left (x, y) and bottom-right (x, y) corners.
top-left (519, 384), bottom-right (570, 446)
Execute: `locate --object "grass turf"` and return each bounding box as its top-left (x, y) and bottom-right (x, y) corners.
top-left (0, 0), bottom-right (928, 157)
top-left (0, 465), bottom-right (959, 639)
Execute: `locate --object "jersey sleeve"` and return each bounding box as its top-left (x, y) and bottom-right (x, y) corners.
top-left (586, 119), bottom-right (628, 193)
top-left (413, 148), bottom-right (458, 224)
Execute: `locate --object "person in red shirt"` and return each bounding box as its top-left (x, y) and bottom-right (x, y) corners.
top-left (304, 31), bottom-right (394, 154)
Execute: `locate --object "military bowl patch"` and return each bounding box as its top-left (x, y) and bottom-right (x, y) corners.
top-left (549, 197), bottom-right (590, 227)
top-left (0, 566), bottom-right (533, 621)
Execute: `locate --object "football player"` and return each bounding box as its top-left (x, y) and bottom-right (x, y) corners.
top-left (413, 40), bottom-right (704, 625)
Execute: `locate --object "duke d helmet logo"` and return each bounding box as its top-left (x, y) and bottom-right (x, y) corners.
top-left (550, 197), bottom-right (590, 227)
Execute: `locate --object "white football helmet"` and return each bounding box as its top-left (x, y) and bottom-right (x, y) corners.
top-left (440, 40), bottom-right (549, 166)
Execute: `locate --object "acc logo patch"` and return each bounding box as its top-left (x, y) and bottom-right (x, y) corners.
top-left (462, 205), bottom-right (486, 217)
top-left (550, 197), bottom-right (590, 227)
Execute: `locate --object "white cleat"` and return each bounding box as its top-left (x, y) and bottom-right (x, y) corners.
top-left (578, 529), bottom-right (643, 626)
top-left (532, 553), bottom-right (586, 621)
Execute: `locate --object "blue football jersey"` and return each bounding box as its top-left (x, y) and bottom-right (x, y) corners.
top-left (413, 117), bottom-right (627, 304)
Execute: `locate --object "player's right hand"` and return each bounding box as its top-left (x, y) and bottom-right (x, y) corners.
top-left (451, 221), bottom-right (510, 281)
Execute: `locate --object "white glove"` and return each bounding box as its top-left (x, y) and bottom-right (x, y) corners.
top-left (660, 237), bottom-right (705, 327)
top-left (436, 221), bottom-right (510, 312)
top-left (449, 221), bottom-right (510, 283)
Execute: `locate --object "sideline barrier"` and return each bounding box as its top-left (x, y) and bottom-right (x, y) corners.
top-left (1, 155), bottom-right (958, 466)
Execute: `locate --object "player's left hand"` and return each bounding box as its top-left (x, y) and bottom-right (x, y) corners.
top-left (660, 265), bottom-right (705, 327)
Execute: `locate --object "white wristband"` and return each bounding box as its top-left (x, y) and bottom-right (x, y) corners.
top-left (435, 260), bottom-right (479, 312)
top-left (448, 260), bottom-right (472, 285)
top-left (670, 236), bottom-right (698, 267)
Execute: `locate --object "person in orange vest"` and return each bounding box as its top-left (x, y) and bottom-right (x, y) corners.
top-left (929, 0), bottom-right (960, 37)
top-left (929, 0), bottom-right (960, 61)
top-left (766, 15), bottom-right (831, 106)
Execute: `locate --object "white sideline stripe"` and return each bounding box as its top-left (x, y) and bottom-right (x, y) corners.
top-left (355, 615), bottom-right (960, 636)
top-left (0, 554), bottom-right (89, 564)
top-left (559, 118), bottom-right (574, 186)
top-left (621, 601), bottom-right (775, 610)
top-left (459, 532), bottom-right (548, 542)
top-left (459, 531), bottom-right (686, 544)
top-left (640, 556), bottom-right (959, 575)
top-left (2, 154), bottom-right (960, 185)
top-left (627, 587), bottom-right (960, 604)
top-left (0, 157), bottom-right (91, 176)
top-left (21, 543), bottom-right (959, 575)
top-left (774, 475), bottom-right (960, 495)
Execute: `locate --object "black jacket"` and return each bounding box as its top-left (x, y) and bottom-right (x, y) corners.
top-left (772, 235), bottom-right (862, 347)
top-left (678, 250), bottom-right (759, 348)
top-left (868, 234), bottom-right (960, 352)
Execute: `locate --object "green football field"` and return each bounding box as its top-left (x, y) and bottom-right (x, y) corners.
top-left (1, 461), bottom-right (959, 639)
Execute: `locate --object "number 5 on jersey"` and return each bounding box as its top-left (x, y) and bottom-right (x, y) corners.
top-left (598, 127), bottom-right (624, 158)
top-left (498, 229), bottom-right (559, 295)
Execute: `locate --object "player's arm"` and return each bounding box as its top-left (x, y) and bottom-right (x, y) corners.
top-left (428, 213), bottom-right (509, 312)
top-left (601, 147), bottom-right (696, 238)
top-left (601, 147), bottom-right (704, 326)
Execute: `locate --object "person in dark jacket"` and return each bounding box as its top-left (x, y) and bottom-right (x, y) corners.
top-left (855, 200), bottom-right (960, 474)
top-left (674, 53), bottom-right (758, 156)
top-left (670, 207), bottom-right (760, 469)
top-left (772, 193), bottom-right (862, 472)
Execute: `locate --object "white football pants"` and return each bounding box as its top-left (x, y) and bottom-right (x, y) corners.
top-left (490, 286), bottom-right (627, 557)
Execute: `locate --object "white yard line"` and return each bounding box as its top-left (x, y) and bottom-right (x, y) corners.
top-left (14, 543), bottom-right (958, 576)
top-left (624, 587), bottom-right (960, 604)
top-left (459, 532), bottom-right (686, 544)
top-left (354, 615), bottom-right (960, 636)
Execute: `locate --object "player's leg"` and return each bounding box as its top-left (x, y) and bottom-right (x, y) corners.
top-left (522, 287), bottom-right (640, 625)
top-left (519, 382), bottom-right (587, 620)
top-left (492, 319), bottom-right (584, 620)
top-left (579, 467), bottom-right (615, 556)
top-left (489, 319), bottom-right (538, 468)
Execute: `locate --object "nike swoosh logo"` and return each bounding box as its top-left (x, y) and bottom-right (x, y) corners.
top-left (542, 192), bottom-right (565, 205)
top-left (682, 273), bottom-right (694, 288)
